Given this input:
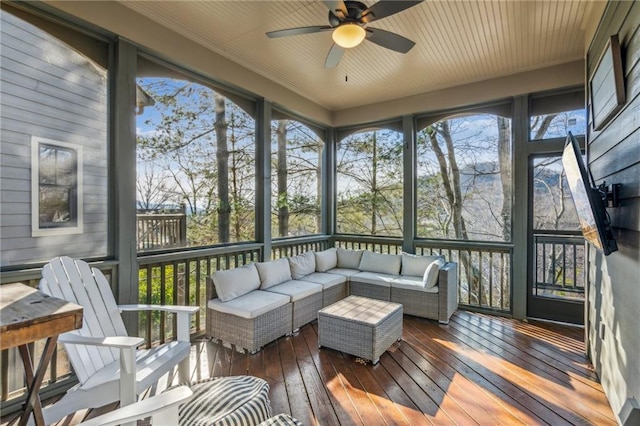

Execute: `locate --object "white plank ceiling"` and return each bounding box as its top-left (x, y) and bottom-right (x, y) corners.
top-left (118, 0), bottom-right (599, 111)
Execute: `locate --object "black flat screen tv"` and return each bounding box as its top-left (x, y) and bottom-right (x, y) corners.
top-left (562, 132), bottom-right (617, 255)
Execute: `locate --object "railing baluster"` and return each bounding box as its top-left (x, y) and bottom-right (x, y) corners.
top-left (160, 264), bottom-right (166, 344)
top-left (489, 251), bottom-right (494, 308)
top-left (173, 260), bottom-right (178, 339)
top-left (573, 245), bottom-right (584, 290)
top-left (146, 264), bottom-right (152, 348)
top-left (195, 258), bottom-right (201, 332)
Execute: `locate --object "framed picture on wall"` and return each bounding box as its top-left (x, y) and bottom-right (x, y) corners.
top-left (590, 34), bottom-right (625, 131)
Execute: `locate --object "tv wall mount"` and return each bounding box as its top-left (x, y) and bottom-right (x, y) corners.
top-left (600, 183), bottom-right (622, 208)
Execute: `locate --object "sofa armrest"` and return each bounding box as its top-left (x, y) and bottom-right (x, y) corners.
top-left (437, 262), bottom-right (458, 324)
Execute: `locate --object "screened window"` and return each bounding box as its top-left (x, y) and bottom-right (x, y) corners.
top-left (532, 156), bottom-right (580, 231)
top-left (416, 114), bottom-right (512, 241)
top-left (33, 139), bottom-right (81, 233)
top-left (336, 129), bottom-right (403, 236)
top-left (530, 89), bottom-right (586, 140)
top-left (136, 58), bottom-right (256, 250)
top-left (530, 109), bottom-right (587, 140)
top-left (271, 119), bottom-right (323, 237)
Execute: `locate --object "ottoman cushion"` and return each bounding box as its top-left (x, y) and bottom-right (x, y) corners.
top-left (179, 376), bottom-right (272, 425)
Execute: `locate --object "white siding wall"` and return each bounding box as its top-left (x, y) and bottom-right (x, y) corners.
top-left (0, 9), bottom-right (109, 266)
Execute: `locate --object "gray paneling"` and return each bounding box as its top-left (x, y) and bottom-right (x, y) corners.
top-left (1, 80), bottom-right (106, 122)
top-left (0, 226), bottom-right (29, 238)
top-left (0, 165), bottom-right (28, 180)
top-left (0, 152), bottom-right (30, 167)
top-left (0, 18), bottom-right (106, 91)
top-left (589, 87), bottom-right (640, 161)
top-left (587, 1), bottom-right (634, 77)
top-left (608, 198), bottom-right (640, 231)
top-left (1, 107), bottom-right (104, 138)
top-left (586, 1), bottom-right (640, 423)
top-left (0, 48), bottom-right (104, 98)
top-left (0, 7), bottom-right (109, 267)
top-left (1, 93), bottom-right (106, 132)
top-left (590, 125), bottom-right (640, 181)
top-left (0, 191), bottom-right (29, 203)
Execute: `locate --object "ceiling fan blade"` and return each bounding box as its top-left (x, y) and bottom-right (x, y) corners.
top-left (323, 0), bottom-right (348, 19)
top-left (366, 28), bottom-right (416, 53)
top-left (266, 26), bottom-right (333, 38)
top-left (360, 1), bottom-right (424, 24)
top-left (324, 43), bottom-right (344, 68)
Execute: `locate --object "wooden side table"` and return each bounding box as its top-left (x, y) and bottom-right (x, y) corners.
top-left (1, 283), bottom-right (83, 426)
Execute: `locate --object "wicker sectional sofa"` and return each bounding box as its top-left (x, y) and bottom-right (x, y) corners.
top-left (206, 247), bottom-right (457, 353)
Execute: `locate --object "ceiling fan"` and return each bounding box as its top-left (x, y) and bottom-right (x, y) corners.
top-left (266, 0), bottom-right (424, 68)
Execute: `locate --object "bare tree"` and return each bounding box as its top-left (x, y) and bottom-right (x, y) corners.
top-left (277, 120), bottom-right (289, 236)
top-left (336, 130), bottom-right (404, 236)
top-left (215, 94), bottom-right (230, 243)
top-left (136, 161), bottom-right (177, 211)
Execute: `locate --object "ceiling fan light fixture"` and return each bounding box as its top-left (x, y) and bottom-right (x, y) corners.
top-left (332, 23), bottom-right (366, 48)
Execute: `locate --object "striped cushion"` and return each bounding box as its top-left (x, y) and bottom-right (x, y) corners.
top-left (178, 376), bottom-right (272, 426)
top-left (258, 414), bottom-right (304, 426)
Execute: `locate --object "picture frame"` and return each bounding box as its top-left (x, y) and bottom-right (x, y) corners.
top-left (590, 34), bottom-right (625, 131)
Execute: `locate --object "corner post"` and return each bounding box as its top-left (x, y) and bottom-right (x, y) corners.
top-left (512, 95), bottom-right (529, 320)
top-left (112, 39), bottom-right (139, 333)
top-left (402, 115), bottom-right (416, 253)
top-left (255, 99), bottom-right (272, 260)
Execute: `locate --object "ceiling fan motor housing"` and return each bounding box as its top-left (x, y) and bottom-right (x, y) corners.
top-left (328, 1), bottom-right (369, 27)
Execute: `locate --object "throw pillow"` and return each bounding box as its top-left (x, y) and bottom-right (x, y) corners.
top-left (358, 251), bottom-right (401, 275)
top-left (423, 258), bottom-right (445, 289)
top-left (255, 258), bottom-right (292, 289)
top-left (401, 252), bottom-right (445, 276)
top-left (212, 263), bottom-right (261, 302)
top-left (337, 248), bottom-right (364, 269)
top-left (288, 251), bottom-right (316, 279)
top-left (315, 248), bottom-right (338, 272)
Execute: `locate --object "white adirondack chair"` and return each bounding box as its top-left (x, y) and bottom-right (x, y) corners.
top-left (77, 385), bottom-right (193, 426)
top-left (38, 256), bottom-right (199, 425)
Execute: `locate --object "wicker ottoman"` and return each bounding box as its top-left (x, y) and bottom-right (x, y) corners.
top-left (318, 295), bottom-right (402, 364)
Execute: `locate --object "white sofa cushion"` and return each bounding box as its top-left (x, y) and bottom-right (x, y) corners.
top-left (300, 272), bottom-right (346, 289)
top-left (351, 271), bottom-right (396, 287)
top-left (212, 263), bottom-right (261, 302)
top-left (391, 276), bottom-right (439, 293)
top-left (423, 257), bottom-right (445, 289)
top-left (256, 258), bottom-right (292, 289)
top-left (265, 280), bottom-right (323, 302)
top-left (326, 268), bottom-right (360, 278)
top-left (315, 248), bottom-right (338, 272)
top-left (358, 251), bottom-right (401, 275)
top-left (208, 290), bottom-right (290, 319)
top-left (401, 253), bottom-right (444, 276)
top-left (336, 248), bottom-right (364, 269)
top-left (288, 251), bottom-right (316, 279)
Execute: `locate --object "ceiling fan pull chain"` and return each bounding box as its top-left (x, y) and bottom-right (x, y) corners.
top-left (345, 54), bottom-right (349, 82)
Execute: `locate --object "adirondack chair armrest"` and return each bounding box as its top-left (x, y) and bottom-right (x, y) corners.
top-left (118, 304), bottom-right (198, 342)
top-left (77, 385), bottom-right (193, 426)
top-left (59, 334), bottom-right (144, 349)
top-left (60, 334), bottom-right (142, 408)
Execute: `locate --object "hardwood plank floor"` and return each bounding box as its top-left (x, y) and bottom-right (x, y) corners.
top-left (1, 311), bottom-right (615, 425)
